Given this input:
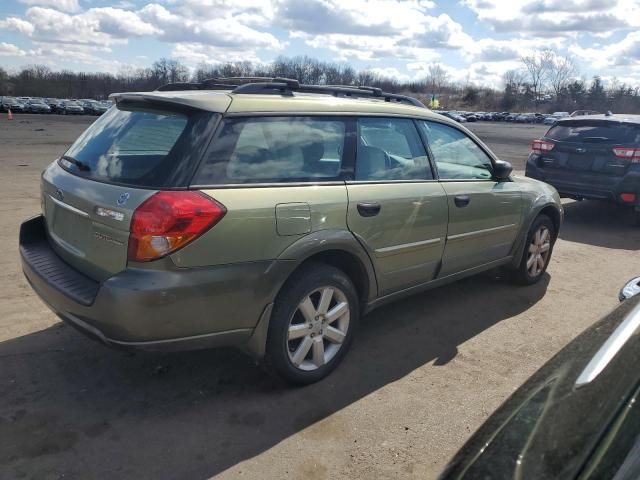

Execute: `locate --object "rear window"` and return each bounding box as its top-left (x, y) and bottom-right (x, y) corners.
top-left (547, 121), bottom-right (640, 144)
top-left (194, 116), bottom-right (348, 185)
top-left (60, 104), bottom-right (218, 188)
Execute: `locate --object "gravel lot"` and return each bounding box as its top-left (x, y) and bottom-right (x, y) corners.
top-left (1, 114), bottom-right (639, 480)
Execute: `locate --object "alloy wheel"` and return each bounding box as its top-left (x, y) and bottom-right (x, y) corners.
top-left (526, 226), bottom-right (551, 277)
top-left (287, 286), bottom-right (350, 371)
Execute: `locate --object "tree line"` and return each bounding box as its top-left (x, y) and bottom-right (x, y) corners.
top-left (1, 53), bottom-right (640, 113)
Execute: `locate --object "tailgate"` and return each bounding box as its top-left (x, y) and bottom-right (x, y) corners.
top-left (41, 163), bottom-right (154, 281)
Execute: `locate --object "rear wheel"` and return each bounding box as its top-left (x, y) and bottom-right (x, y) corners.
top-left (266, 263), bottom-right (358, 385)
top-left (513, 215), bottom-right (555, 285)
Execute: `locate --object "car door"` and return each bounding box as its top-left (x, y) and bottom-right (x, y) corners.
top-left (416, 120), bottom-right (522, 277)
top-left (346, 117), bottom-right (448, 296)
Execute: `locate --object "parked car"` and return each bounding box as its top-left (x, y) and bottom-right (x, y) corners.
top-left (26, 99), bottom-right (52, 113)
top-left (440, 277), bottom-right (640, 480)
top-left (505, 113), bottom-right (518, 122)
top-left (59, 100), bottom-right (85, 115)
top-left (516, 113), bottom-right (535, 123)
top-left (571, 110), bottom-right (600, 117)
top-left (80, 100), bottom-right (99, 115)
top-left (44, 98), bottom-right (63, 113)
top-left (441, 111), bottom-right (467, 123)
top-left (94, 102), bottom-right (110, 115)
top-left (2, 98), bottom-right (27, 113)
top-left (462, 112), bottom-right (478, 122)
top-left (533, 113), bottom-right (546, 123)
top-left (526, 114), bottom-right (640, 224)
top-left (0, 96), bottom-right (17, 112)
top-left (19, 78), bottom-right (563, 384)
top-left (544, 111), bottom-right (571, 125)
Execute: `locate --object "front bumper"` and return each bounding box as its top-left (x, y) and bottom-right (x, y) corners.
top-left (20, 215), bottom-right (282, 352)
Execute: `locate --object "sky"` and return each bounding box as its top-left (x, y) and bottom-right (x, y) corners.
top-left (1, 0), bottom-right (640, 88)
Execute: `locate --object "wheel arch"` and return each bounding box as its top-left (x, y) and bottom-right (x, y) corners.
top-left (509, 201), bottom-right (563, 269)
top-left (242, 229), bottom-right (378, 359)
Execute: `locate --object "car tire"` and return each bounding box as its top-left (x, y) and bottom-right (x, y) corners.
top-left (266, 262), bottom-right (359, 385)
top-left (513, 214), bottom-right (556, 285)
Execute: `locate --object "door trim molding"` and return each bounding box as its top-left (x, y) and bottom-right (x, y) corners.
top-left (374, 237), bottom-right (442, 257)
top-left (447, 223), bottom-right (517, 242)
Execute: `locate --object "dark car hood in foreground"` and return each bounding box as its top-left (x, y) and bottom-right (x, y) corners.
top-left (440, 295), bottom-right (640, 480)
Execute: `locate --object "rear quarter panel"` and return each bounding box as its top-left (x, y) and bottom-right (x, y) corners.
top-left (171, 185), bottom-right (349, 267)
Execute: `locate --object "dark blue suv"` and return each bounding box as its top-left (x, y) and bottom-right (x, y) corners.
top-left (526, 114), bottom-right (640, 224)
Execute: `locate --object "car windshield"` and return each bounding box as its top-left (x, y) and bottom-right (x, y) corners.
top-left (547, 121), bottom-right (640, 144)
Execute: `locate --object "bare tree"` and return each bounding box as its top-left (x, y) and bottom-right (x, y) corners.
top-left (425, 63), bottom-right (448, 93)
top-left (544, 52), bottom-right (578, 98)
top-left (521, 50), bottom-right (553, 105)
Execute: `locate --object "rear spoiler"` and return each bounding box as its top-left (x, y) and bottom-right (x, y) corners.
top-left (108, 92), bottom-right (231, 113)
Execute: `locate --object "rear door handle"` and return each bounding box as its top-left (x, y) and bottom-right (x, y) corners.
top-left (454, 195), bottom-right (470, 208)
top-left (357, 202), bottom-right (381, 217)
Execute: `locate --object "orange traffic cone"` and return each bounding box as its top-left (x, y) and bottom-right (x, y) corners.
top-left (7, 109), bottom-right (13, 120)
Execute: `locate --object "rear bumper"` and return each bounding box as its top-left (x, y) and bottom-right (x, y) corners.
top-left (20, 215), bottom-right (284, 352)
top-left (526, 157), bottom-right (640, 207)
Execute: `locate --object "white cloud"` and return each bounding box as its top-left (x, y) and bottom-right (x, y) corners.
top-left (19, 0), bottom-right (80, 13)
top-left (2, 7), bottom-right (160, 47)
top-left (276, 0), bottom-right (435, 36)
top-left (0, 17), bottom-right (35, 36)
top-left (139, 4), bottom-right (282, 50)
top-left (364, 67), bottom-right (411, 82)
top-left (0, 42), bottom-right (27, 57)
top-left (463, 0), bottom-right (640, 37)
top-left (570, 31), bottom-right (640, 68)
top-left (170, 42), bottom-right (265, 65)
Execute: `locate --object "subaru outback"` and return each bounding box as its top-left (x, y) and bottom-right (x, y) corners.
top-left (20, 78), bottom-right (563, 384)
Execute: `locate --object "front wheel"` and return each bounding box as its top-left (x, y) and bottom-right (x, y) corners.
top-left (266, 263), bottom-right (358, 385)
top-left (513, 215), bottom-right (556, 285)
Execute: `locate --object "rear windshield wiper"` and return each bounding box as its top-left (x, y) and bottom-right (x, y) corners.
top-left (61, 155), bottom-right (91, 172)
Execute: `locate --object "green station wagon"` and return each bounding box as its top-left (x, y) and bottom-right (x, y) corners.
top-left (20, 78), bottom-right (563, 384)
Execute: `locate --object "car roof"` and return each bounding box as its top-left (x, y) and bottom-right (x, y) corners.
top-left (109, 89), bottom-right (448, 121)
top-left (557, 113), bottom-right (640, 124)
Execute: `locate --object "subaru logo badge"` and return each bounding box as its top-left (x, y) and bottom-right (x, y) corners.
top-left (576, 147), bottom-right (586, 153)
top-left (55, 188), bottom-right (64, 201)
top-left (117, 192), bottom-right (130, 206)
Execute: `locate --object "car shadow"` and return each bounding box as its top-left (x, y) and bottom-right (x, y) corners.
top-left (0, 272), bottom-right (549, 479)
top-left (560, 200), bottom-right (640, 250)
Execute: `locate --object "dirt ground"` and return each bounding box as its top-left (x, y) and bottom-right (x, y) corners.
top-left (0, 114), bottom-right (638, 480)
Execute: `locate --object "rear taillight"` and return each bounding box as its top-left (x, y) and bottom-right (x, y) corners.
top-left (532, 139), bottom-right (555, 154)
top-left (620, 193), bottom-right (637, 203)
top-left (128, 191), bottom-right (226, 262)
top-left (612, 147), bottom-right (640, 163)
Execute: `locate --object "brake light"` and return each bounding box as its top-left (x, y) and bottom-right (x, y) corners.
top-left (128, 191), bottom-right (226, 262)
top-left (620, 193), bottom-right (637, 203)
top-left (532, 139), bottom-right (555, 154)
top-left (612, 147), bottom-right (640, 163)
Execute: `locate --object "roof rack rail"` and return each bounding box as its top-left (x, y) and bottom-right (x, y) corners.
top-left (155, 77), bottom-right (426, 108)
top-left (155, 81), bottom-right (236, 92)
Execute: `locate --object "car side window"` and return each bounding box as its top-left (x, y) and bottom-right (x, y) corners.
top-left (418, 121), bottom-right (493, 180)
top-left (355, 117), bottom-right (432, 181)
top-left (194, 116), bottom-right (347, 184)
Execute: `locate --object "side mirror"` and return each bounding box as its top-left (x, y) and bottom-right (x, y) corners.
top-left (493, 160), bottom-right (513, 181)
top-left (619, 277), bottom-right (640, 301)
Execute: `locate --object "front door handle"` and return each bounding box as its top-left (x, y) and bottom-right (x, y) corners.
top-left (357, 202), bottom-right (381, 217)
top-left (454, 195), bottom-right (470, 208)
